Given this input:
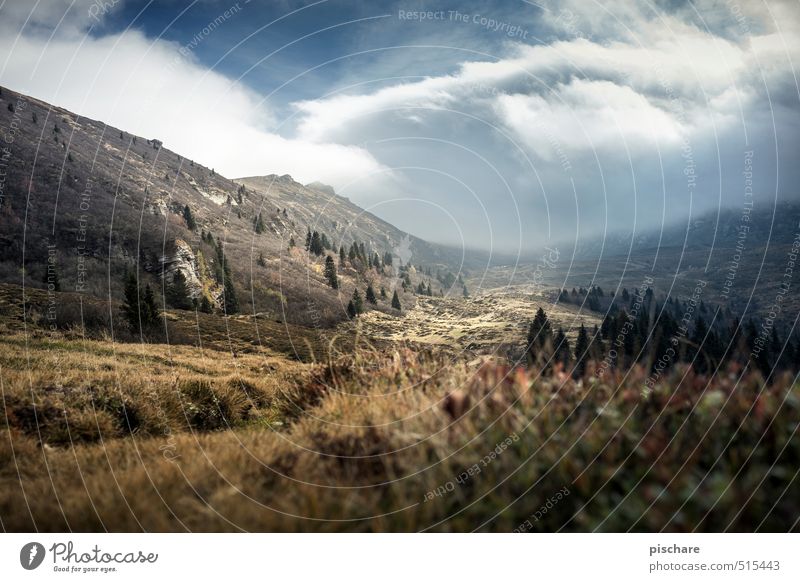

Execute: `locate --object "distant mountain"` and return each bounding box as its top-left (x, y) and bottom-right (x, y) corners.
top-left (237, 174), bottom-right (488, 272)
top-left (574, 203), bottom-right (800, 259)
top-left (562, 202), bottom-right (800, 319)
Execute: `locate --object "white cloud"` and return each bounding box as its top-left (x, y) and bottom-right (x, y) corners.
top-left (0, 2), bottom-right (389, 189)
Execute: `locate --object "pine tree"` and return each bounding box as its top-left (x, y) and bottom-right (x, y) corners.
top-left (352, 289), bottom-right (363, 315)
top-left (198, 294), bottom-right (213, 314)
top-left (254, 212), bottom-right (266, 234)
top-left (526, 307), bottom-right (554, 367)
top-left (527, 308), bottom-right (552, 352)
top-left (689, 316), bottom-right (709, 373)
top-left (554, 327), bottom-right (571, 367)
top-left (122, 273), bottom-right (140, 331)
top-left (310, 231), bottom-right (323, 255)
top-left (366, 284), bottom-right (377, 304)
top-left (573, 324), bottom-right (589, 378)
top-left (324, 256), bottom-right (339, 289)
top-left (183, 204), bottom-right (196, 231)
top-left (289, 236), bottom-right (296, 249)
top-left (166, 270), bottom-right (193, 310)
top-left (339, 246), bottom-right (346, 264)
top-left (391, 289), bottom-right (401, 310)
top-left (346, 300), bottom-right (357, 319)
top-left (216, 243), bottom-right (238, 314)
top-left (142, 284), bottom-right (159, 324)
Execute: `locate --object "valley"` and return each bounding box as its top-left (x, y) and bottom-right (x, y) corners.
top-left (0, 85), bottom-right (798, 534)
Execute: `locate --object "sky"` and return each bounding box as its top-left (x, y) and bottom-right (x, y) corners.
top-left (1, 0), bottom-right (798, 253)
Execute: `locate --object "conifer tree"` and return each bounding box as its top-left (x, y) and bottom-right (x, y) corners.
top-left (573, 324), bottom-right (589, 378)
top-left (310, 231), bottom-right (323, 255)
top-left (166, 270), bottom-right (193, 310)
top-left (554, 327), bottom-right (571, 367)
top-left (526, 307), bottom-right (553, 367)
top-left (391, 289), bottom-right (401, 310)
top-left (183, 204), bottom-right (196, 231)
top-left (352, 289), bottom-right (363, 315)
top-left (216, 243), bottom-right (238, 314)
top-left (366, 284), bottom-right (377, 304)
top-left (254, 212), bottom-right (266, 234)
top-left (324, 256), bottom-right (339, 289)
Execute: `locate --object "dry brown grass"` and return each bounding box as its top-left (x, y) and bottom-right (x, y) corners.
top-left (0, 331), bottom-right (319, 446)
top-left (2, 330), bottom-right (798, 532)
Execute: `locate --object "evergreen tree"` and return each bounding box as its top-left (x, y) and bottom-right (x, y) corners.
top-left (339, 246), bottom-right (346, 264)
top-left (142, 284), bottom-right (159, 325)
top-left (573, 324), bottom-right (589, 378)
top-left (324, 256), bottom-right (339, 289)
top-left (289, 236), bottom-right (296, 249)
top-left (254, 212), bottom-right (266, 234)
top-left (346, 300), bottom-right (357, 319)
top-left (527, 307), bottom-right (552, 353)
top-left (391, 289), bottom-right (402, 310)
top-left (183, 204), bottom-right (196, 231)
top-left (310, 231), bottom-right (323, 255)
top-left (352, 289), bottom-right (364, 315)
top-left (257, 252), bottom-right (267, 267)
top-left (380, 286), bottom-right (387, 300)
top-left (166, 270), bottom-right (193, 310)
top-left (305, 229), bottom-right (312, 251)
top-left (528, 307), bottom-right (553, 365)
top-left (198, 294), bottom-right (213, 314)
top-left (554, 327), bottom-right (571, 367)
top-left (689, 316), bottom-right (709, 373)
top-left (216, 243), bottom-right (238, 314)
top-left (366, 284), bottom-right (377, 304)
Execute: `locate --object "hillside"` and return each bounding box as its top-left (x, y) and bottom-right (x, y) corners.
top-left (0, 86), bottom-right (471, 329)
top-left (238, 174), bottom-right (485, 272)
top-left (476, 203), bottom-right (800, 321)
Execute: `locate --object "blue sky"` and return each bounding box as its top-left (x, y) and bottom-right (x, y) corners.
top-left (94, 0), bottom-right (549, 113)
top-left (1, 0), bottom-right (798, 251)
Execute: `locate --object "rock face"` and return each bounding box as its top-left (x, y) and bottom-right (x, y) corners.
top-left (159, 239), bottom-right (203, 299)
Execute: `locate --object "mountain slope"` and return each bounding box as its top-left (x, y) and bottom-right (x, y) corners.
top-left (0, 85), bottom-right (469, 328)
top-left (237, 174), bottom-right (487, 271)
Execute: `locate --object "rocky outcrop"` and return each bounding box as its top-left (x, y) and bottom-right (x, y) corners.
top-left (159, 238), bottom-right (203, 299)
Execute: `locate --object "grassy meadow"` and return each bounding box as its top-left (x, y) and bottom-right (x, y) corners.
top-left (2, 320), bottom-right (798, 532)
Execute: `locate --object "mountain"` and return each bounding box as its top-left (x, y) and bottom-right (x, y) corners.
top-left (237, 174), bottom-right (488, 272)
top-left (487, 202), bottom-right (800, 320)
top-left (0, 85), bottom-right (472, 328)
